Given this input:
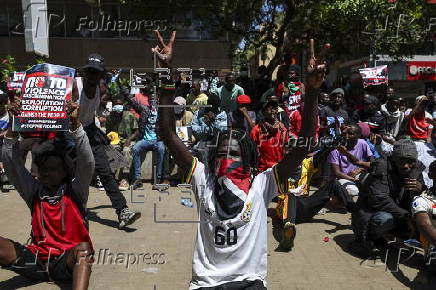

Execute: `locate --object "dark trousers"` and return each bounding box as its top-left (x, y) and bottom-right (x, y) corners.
top-left (92, 144), bottom-right (127, 212)
top-left (284, 180), bottom-right (353, 224)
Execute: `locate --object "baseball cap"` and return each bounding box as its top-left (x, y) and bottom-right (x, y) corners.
top-left (237, 94), bottom-right (251, 105)
top-left (107, 131), bottom-right (120, 145)
top-left (83, 53), bottom-right (106, 72)
top-left (262, 100), bottom-right (279, 110)
top-left (415, 95), bottom-right (428, 104)
top-left (174, 96), bottom-right (187, 106)
top-left (330, 88), bottom-right (345, 96)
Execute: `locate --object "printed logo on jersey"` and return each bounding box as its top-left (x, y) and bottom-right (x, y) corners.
top-left (241, 202), bottom-right (252, 222)
top-left (205, 207), bottom-right (215, 217)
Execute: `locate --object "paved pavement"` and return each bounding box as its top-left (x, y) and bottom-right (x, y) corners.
top-left (0, 184), bottom-right (435, 290)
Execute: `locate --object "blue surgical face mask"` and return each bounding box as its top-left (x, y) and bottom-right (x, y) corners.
top-left (112, 104), bottom-right (124, 113)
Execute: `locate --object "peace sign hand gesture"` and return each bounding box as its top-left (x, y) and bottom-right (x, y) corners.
top-left (152, 30), bottom-right (176, 68)
top-left (305, 39), bottom-right (331, 91)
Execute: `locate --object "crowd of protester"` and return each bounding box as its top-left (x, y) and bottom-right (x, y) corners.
top-left (0, 31), bottom-right (435, 289)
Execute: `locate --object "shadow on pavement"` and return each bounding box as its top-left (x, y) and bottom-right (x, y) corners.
top-left (0, 275), bottom-right (39, 289)
top-left (310, 217), bottom-right (352, 234)
top-left (87, 205), bottom-right (136, 232)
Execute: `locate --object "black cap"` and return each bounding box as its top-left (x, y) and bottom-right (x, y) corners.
top-left (262, 100), bottom-right (279, 111)
top-left (83, 53), bottom-right (106, 72)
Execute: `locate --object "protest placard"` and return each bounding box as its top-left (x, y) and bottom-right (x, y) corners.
top-left (359, 65), bottom-right (388, 88)
top-left (13, 63), bottom-right (75, 132)
top-left (7, 72), bottom-right (25, 92)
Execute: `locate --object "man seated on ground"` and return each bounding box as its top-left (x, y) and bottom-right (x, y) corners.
top-left (328, 125), bottom-right (374, 199)
top-left (411, 160), bottom-right (436, 273)
top-left (124, 91), bottom-right (167, 190)
top-left (351, 139), bottom-right (426, 257)
top-left (275, 146), bottom-right (354, 227)
top-left (105, 95), bottom-right (138, 190)
top-left (0, 100), bottom-right (94, 289)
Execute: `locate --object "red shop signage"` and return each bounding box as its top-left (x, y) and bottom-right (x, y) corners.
top-left (406, 61), bottom-right (436, 81)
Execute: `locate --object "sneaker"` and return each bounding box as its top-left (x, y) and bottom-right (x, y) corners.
top-left (279, 222), bottom-right (296, 251)
top-left (118, 179), bottom-right (129, 191)
top-left (118, 207), bottom-right (141, 229)
top-left (131, 179), bottom-right (143, 190)
top-left (152, 183), bottom-right (170, 191)
top-left (95, 176), bottom-right (104, 190)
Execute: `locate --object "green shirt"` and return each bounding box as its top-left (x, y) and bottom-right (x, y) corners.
top-left (106, 111), bottom-right (138, 144)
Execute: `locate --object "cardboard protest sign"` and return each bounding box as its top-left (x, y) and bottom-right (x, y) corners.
top-left (13, 63), bottom-right (75, 132)
top-left (7, 72), bottom-right (25, 92)
top-left (359, 65), bottom-right (388, 88)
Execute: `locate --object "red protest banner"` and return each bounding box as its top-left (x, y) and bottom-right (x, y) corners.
top-left (359, 65), bottom-right (388, 88)
top-left (13, 63), bottom-right (75, 132)
top-left (6, 72), bottom-right (25, 92)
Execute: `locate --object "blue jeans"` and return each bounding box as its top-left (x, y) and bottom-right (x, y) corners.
top-left (131, 139), bottom-right (166, 181)
top-left (368, 212), bottom-right (396, 240)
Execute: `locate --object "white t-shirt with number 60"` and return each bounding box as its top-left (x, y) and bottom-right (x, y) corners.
top-left (187, 158), bottom-right (281, 289)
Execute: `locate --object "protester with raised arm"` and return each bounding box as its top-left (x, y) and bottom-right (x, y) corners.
top-left (0, 98), bottom-right (93, 290)
top-left (155, 29), bottom-right (329, 289)
top-left (77, 54), bottom-right (140, 229)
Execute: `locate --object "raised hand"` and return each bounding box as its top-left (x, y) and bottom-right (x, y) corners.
top-left (305, 39), bottom-right (331, 91)
top-left (66, 100), bottom-right (81, 131)
top-left (6, 96), bottom-right (21, 116)
top-left (152, 30), bottom-right (176, 68)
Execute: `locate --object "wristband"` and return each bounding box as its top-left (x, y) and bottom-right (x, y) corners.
top-left (160, 84), bottom-right (176, 90)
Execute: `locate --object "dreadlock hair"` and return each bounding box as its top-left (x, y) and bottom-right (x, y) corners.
top-left (207, 129), bottom-right (258, 179)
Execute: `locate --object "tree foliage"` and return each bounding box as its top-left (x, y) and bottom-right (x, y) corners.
top-left (115, 0), bottom-right (435, 73)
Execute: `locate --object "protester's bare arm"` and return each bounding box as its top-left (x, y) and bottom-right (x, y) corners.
top-left (276, 39), bottom-right (330, 183)
top-left (238, 106), bottom-right (255, 130)
top-left (331, 164), bottom-right (357, 182)
top-left (427, 127), bottom-right (433, 144)
top-left (404, 97), bottom-right (427, 121)
top-left (2, 98), bottom-right (40, 208)
top-left (337, 145), bottom-right (373, 169)
top-left (125, 130), bottom-right (138, 147)
top-left (159, 89), bottom-right (194, 172)
top-left (415, 212), bottom-right (436, 245)
top-left (152, 30), bottom-right (193, 172)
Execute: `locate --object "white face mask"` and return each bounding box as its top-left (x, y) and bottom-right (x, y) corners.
top-left (112, 104), bottom-right (124, 113)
